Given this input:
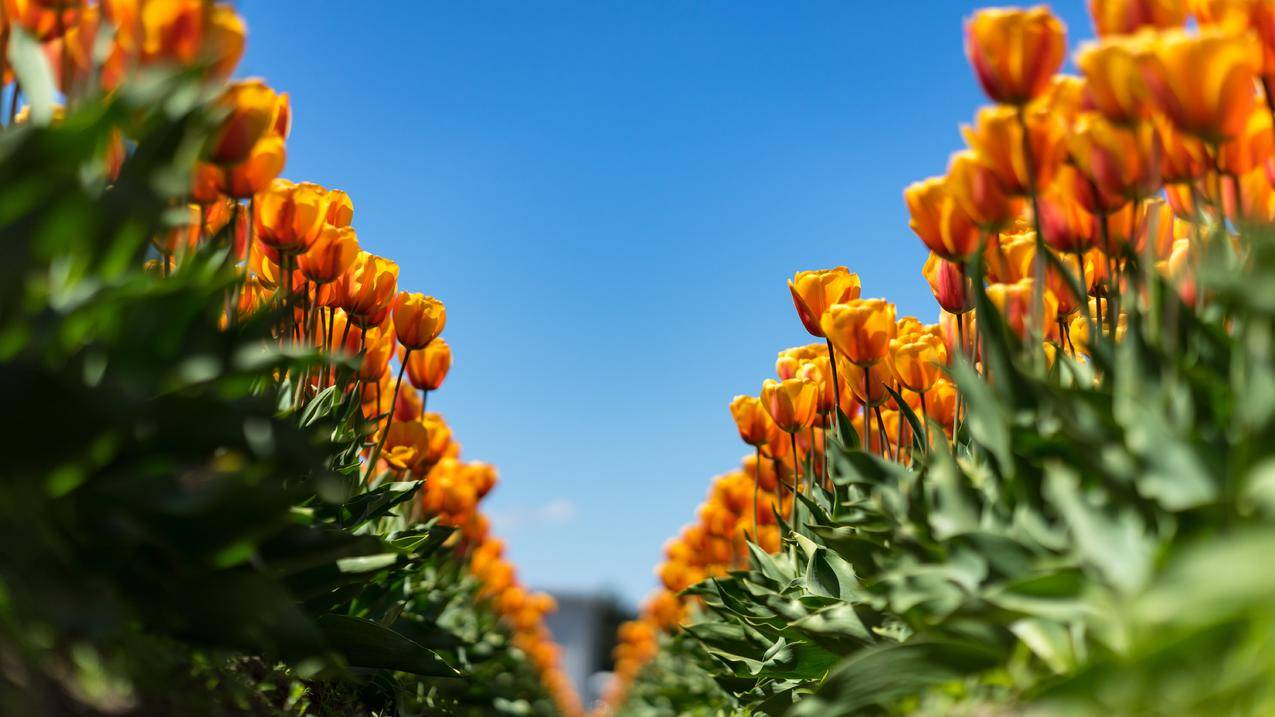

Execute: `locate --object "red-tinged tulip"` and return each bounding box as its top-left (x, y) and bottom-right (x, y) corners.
top-left (1075, 33), bottom-right (1157, 123)
top-left (1048, 251), bottom-right (1096, 317)
top-left (923, 252), bottom-right (972, 314)
top-left (796, 358), bottom-right (838, 415)
top-left (760, 378), bottom-right (819, 434)
top-left (1139, 27), bottom-right (1261, 142)
top-left (987, 278), bottom-right (1060, 338)
top-left (822, 298), bottom-right (897, 366)
top-left (358, 324), bottom-right (396, 382)
top-left (1193, 0), bottom-right (1275, 79)
top-left (1068, 112), bottom-right (1163, 203)
top-left (729, 395), bottom-right (773, 447)
top-left (966, 6), bottom-right (1067, 105)
top-left (1224, 164), bottom-right (1275, 224)
top-left (1039, 174), bottom-right (1101, 254)
top-left (209, 79), bottom-right (280, 166)
top-left (298, 224), bottom-right (359, 285)
top-left (775, 344), bottom-right (824, 380)
top-left (963, 103), bottom-right (1066, 196)
top-left (946, 149), bottom-right (1021, 231)
top-left (1090, 0), bottom-right (1187, 35)
top-left (1138, 198), bottom-right (1187, 258)
top-left (405, 337), bottom-right (452, 392)
top-left (1155, 114), bottom-right (1210, 185)
top-left (334, 251), bottom-right (400, 328)
top-left (787, 267), bottom-right (861, 337)
top-left (1216, 106), bottom-right (1274, 176)
top-left (989, 229), bottom-right (1037, 284)
top-left (254, 179), bottom-right (331, 255)
top-left (394, 384), bottom-right (423, 422)
top-left (1099, 199), bottom-right (1148, 254)
top-left (4, 0), bottom-right (83, 40)
top-left (419, 412), bottom-right (454, 468)
top-left (904, 176), bottom-right (982, 261)
top-left (1037, 74), bottom-right (1089, 126)
top-left (392, 292), bottom-right (446, 350)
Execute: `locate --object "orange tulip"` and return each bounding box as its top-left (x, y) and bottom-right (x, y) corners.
top-left (787, 267), bottom-right (861, 337)
top-left (382, 420), bottom-right (430, 474)
top-left (946, 149), bottom-right (1021, 231)
top-left (1216, 106), bottom-right (1274, 176)
top-left (925, 377), bottom-right (959, 435)
top-left (759, 378), bottom-right (819, 434)
top-left (729, 395), bottom-right (773, 446)
top-left (840, 359), bottom-right (890, 408)
top-left (358, 324), bottom-right (396, 383)
top-left (903, 176), bottom-right (982, 261)
top-left (963, 103), bottom-right (1065, 196)
top-left (392, 292), bottom-right (446, 350)
top-left (1075, 33), bottom-right (1156, 123)
top-left (209, 79), bottom-right (281, 166)
top-left (821, 298), bottom-right (897, 366)
top-left (298, 225), bottom-right (359, 285)
top-left (326, 189), bottom-right (354, 227)
top-left (405, 338), bottom-right (452, 392)
top-left (1139, 27), bottom-right (1261, 142)
top-left (334, 252), bottom-right (400, 329)
top-left (1155, 114), bottom-right (1210, 185)
top-left (886, 331), bottom-right (948, 394)
top-left (923, 252), bottom-right (972, 315)
top-left (1069, 112), bottom-right (1164, 202)
top-left (221, 134), bottom-right (286, 199)
top-left (987, 278), bottom-right (1059, 338)
top-left (254, 180), bottom-right (331, 255)
top-left (966, 6), bottom-right (1067, 105)
top-left (420, 412), bottom-right (454, 468)
top-left (1091, 0), bottom-right (1187, 35)
top-left (4, 0), bottom-right (84, 41)
top-left (1039, 174), bottom-right (1100, 254)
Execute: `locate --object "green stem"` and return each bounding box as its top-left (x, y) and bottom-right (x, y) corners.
top-left (363, 348), bottom-right (413, 483)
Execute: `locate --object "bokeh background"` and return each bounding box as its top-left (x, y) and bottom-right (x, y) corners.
top-left (239, 1), bottom-right (1093, 607)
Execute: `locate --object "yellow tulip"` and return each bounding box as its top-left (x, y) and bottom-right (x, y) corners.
top-left (392, 292), bottom-right (446, 350)
top-left (406, 338), bottom-right (453, 392)
top-left (886, 332), bottom-right (948, 394)
top-left (760, 378), bottom-right (819, 434)
top-left (729, 395), bottom-right (774, 447)
top-left (787, 267), bottom-right (861, 338)
top-left (821, 298), bottom-right (897, 366)
top-left (903, 176), bottom-right (983, 261)
top-left (1089, 0), bottom-right (1186, 36)
top-left (966, 6), bottom-right (1068, 105)
top-left (1139, 27), bottom-right (1261, 142)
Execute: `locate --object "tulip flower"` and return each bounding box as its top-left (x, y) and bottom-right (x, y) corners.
top-left (221, 134), bottom-right (287, 199)
top-left (1039, 176), bottom-right (1101, 255)
top-left (966, 6), bottom-right (1067, 106)
top-left (1075, 34), bottom-right (1157, 123)
top-left (334, 251), bottom-right (400, 328)
top-left (963, 104), bottom-right (1065, 196)
top-left (946, 149), bottom-right (1021, 231)
top-left (729, 395), bottom-right (772, 447)
top-left (924, 252), bottom-right (972, 316)
top-left (821, 298), bottom-right (897, 367)
top-left (1089, 0), bottom-right (1186, 36)
top-left (760, 377), bottom-right (818, 519)
top-left (886, 332), bottom-right (947, 396)
top-left (298, 225), bottom-right (359, 285)
top-left (1139, 27), bottom-right (1261, 142)
top-left (254, 180), bottom-right (332, 256)
top-left (382, 420), bottom-right (430, 475)
top-left (406, 337), bottom-right (452, 396)
top-left (1069, 112), bottom-right (1164, 203)
top-left (392, 292), bottom-right (446, 351)
top-left (209, 80), bottom-right (282, 166)
top-left (987, 278), bottom-right (1060, 339)
top-left (787, 267), bottom-right (861, 338)
top-left (326, 189), bottom-right (355, 227)
top-left (904, 176), bottom-right (983, 262)
top-left (4, 0), bottom-right (84, 41)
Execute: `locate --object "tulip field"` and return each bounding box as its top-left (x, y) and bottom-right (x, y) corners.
top-left (3, 0), bottom-right (1275, 716)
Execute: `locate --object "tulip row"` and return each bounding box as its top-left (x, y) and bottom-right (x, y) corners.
top-left (602, 0), bottom-right (1268, 711)
top-left (0, 2), bottom-right (579, 714)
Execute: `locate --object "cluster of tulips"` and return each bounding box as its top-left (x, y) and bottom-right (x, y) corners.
top-left (603, 0), bottom-right (1271, 709)
top-left (0, 1), bottom-right (579, 713)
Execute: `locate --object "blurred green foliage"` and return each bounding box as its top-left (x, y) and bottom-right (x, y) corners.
top-left (0, 71), bottom-right (558, 716)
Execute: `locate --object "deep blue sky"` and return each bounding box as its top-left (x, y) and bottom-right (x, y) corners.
top-left (240, 1), bottom-right (1092, 607)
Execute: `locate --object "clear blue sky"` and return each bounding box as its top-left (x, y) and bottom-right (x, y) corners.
top-left (240, 1), bottom-right (1092, 607)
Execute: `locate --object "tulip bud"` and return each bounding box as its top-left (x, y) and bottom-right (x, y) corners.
top-left (966, 6), bottom-right (1068, 105)
top-left (759, 378), bottom-right (820, 434)
top-left (821, 298), bottom-right (897, 366)
top-left (787, 267), bottom-right (861, 337)
top-left (392, 292), bottom-right (446, 350)
top-left (405, 338), bottom-right (452, 392)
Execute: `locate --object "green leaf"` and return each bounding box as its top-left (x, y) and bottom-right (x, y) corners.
top-left (317, 614), bottom-right (459, 677)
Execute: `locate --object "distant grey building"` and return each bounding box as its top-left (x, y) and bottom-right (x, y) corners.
top-left (543, 592), bottom-right (633, 707)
